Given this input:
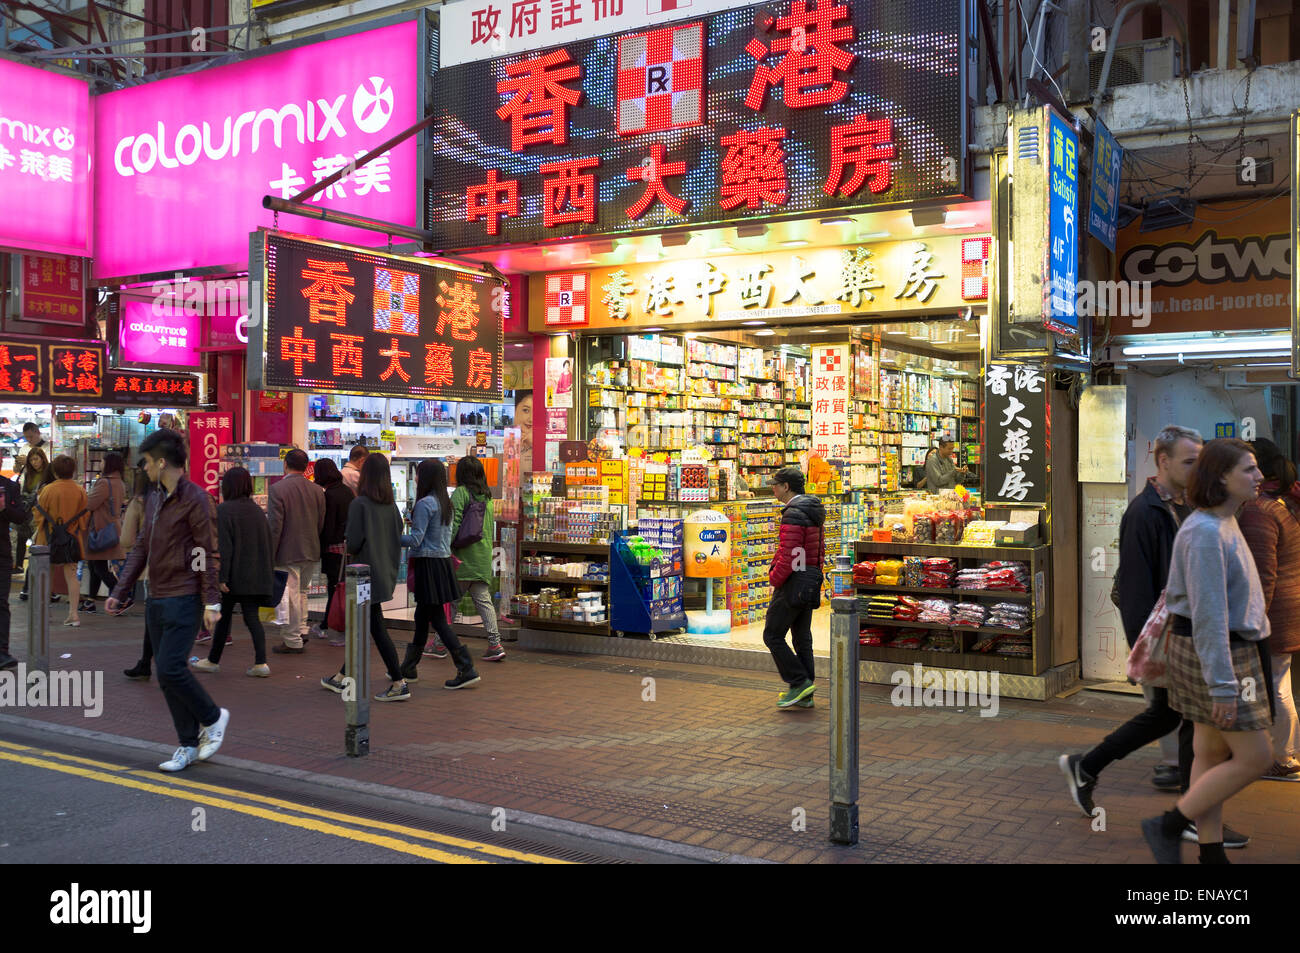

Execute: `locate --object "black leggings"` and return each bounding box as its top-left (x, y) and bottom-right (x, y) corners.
top-left (87, 560), bottom-right (118, 599)
top-left (336, 601), bottom-right (403, 683)
top-left (209, 592), bottom-right (267, 665)
top-left (412, 601), bottom-right (474, 674)
top-left (320, 552), bottom-right (343, 631)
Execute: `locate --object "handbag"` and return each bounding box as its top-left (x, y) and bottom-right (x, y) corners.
top-left (88, 480), bottom-right (121, 553)
top-left (1126, 590), bottom-right (1171, 687)
top-left (787, 570), bottom-right (824, 611)
top-left (451, 497), bottom-right (486, 549)
top-left (326, 580), bottom-right (347, 632)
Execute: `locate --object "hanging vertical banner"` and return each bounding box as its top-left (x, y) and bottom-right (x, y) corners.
top-left (1087, 117), bottom-right (1123, 252)
top-left (983, 362), bottom-right (1048, 505)
top-left (19, 255), bottom-right (87, 326)
top-left (809, 344), bottom-right (850, 460)
top-left (189, 411), bottom-right (234, 497)
top-left (1045, 108), bottom-right (1079, 334)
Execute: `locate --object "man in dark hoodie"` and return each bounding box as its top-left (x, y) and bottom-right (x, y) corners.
top-left (1060, 424), bottom-right (1247, 849)
top-left (765, 466), bottom-right (825, 709)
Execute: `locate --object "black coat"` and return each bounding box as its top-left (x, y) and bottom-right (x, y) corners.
top-left (321, 481), bottom-right (354, 549)
top-left (0, 476), bottom-right (28, 565)
top-left (1116, 481), bottom-right (1185, 647)
top-left (218, 497), bottom-right (275, 598)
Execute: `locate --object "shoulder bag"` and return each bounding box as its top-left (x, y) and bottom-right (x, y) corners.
top-left (452, 495), bottom-right (487, 550)
top-left (1125, 590), bottom-right (1171, 687)
top-left (88, 480), bottom-right (121, 552)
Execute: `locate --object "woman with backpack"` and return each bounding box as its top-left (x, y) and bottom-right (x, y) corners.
top-left (16, 446), bottom-right (53, 597)
top-left (32, 455), bottom-right (89, 627)
top-left (319, 453), bottom-right (410, 702)
top-left (400, 458), bottom-right (481, 689)
top-left (83, 451), bottom-right (126, 614)
top-left (452, 455), bottom-right (504, 662)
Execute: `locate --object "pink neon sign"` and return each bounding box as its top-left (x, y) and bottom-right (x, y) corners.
top-left (120, 298), bottom-right (201, 367)
top-left (93, 19), bottom-right (420, 281)
top-left (0, 59), bottom-right (92, 257)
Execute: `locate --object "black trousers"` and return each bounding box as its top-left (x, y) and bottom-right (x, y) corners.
top-left (209, 592), bottom-right (267, 665)
top-left (1081, 685), bottom-right (1195, 791)
top-left (148, 595), bottom-right (220, 748)
top-left (335, 601), bottom-right (403, 683)
top-left (320, 552), bottom-right (343, 631)
top-left (411, 601), bottom-right (475, 675)
top-left (0, 557), bottom-right (11, 657)
top-left (763, 587), bottom-right (816, 688)
top-left (87, 560), bottom-right (118, 599)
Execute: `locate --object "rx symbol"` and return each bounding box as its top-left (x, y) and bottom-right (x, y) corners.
top-left (558, 291), bottom-right (572, 307)
top-left (646, 64), bottom-right (671, 94)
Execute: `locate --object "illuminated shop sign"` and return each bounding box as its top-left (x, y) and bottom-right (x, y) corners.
top-left (103, 369), bottom-right (200, 407)
top-left (530, 234), bottom-right (990, 331)
top-left (0, 337), bottom-right (104, 402)
top-left (429, 0), bottom-right (967, 249)
top-left (249, 231), bottom-right (506, 400)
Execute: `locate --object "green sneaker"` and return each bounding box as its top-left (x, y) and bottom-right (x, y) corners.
top-left (776, 680), bottom-right (816, 708)
top-left (794, 695), bottom-right (814, 709)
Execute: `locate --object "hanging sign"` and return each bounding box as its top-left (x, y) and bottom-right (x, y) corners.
top-left (1044, 108), bottom-right (1078, 335)
top-left (809, 344), bottom-right (849, 461)
top-left (249, 231), bottom-right (505, 400)
top-left (1087, 117), bottom-right (1123, 252)
top-left (429, 0), bottom-right (967, 250)
top-left (188, 411), bottom-right (234, 497)
top-left (19, 255), bottom-right (87, 326)
top-left (983, 362), bottom-right (1048, 506)
top-left (103, 369), bottom-right (201, 407)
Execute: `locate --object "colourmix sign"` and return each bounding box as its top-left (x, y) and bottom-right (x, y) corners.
top-left (92, 18), bottom-right (424, 281)
top-left (428, 0), bottom-right (967, 250)
top-left (249, 231), bottom-right (506, 400)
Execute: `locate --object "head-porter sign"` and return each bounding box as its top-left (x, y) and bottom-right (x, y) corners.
top-left (428, 0), bottom-right (966, 249)
top-left (250, 231), bottom-right (505, 401)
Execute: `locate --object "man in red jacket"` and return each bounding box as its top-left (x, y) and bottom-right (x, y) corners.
top-left (765, 466), bottom-right (825, 709)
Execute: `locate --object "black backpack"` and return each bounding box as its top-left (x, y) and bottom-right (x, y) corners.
top-left (35, 503), bottom-right (87, 564)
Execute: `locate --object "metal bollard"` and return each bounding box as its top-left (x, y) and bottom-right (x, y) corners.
top-left (25, 545), bottom-right (50, 676)
top-left (828, 595), bottom-right (860, 845)
top-left (344, 563), bottom-right (371, 757)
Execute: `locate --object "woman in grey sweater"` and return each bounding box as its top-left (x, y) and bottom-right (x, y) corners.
top-left (1142, 438), bottom-right (1273, 865)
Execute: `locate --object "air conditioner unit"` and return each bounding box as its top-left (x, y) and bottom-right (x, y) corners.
top-left (1089, 37), bottom-right (1183, 91)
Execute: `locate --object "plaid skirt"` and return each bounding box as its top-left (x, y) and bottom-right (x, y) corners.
top-left (1166, 631), bottom-right (1272, 731)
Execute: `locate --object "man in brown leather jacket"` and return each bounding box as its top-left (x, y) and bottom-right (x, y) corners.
top-left (108, 429), bottom-right (230, 773)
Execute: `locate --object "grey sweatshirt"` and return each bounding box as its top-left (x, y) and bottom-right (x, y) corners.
top-left (1164, 509), bottom-right (1269, 701)
top-left (924, 452), bottom-right (958, 490)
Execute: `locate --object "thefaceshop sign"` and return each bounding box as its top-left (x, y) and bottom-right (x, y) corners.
top-left (93, 19), bottom-right (420, 281)
top-left (0, 57), bottom-right (91, 258)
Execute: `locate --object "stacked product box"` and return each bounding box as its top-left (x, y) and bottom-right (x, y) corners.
top-left (718, 499), bottom-right (777, 627)
top-left (820, 494), bottom-right (845, 599)
top-left (636, 517), bottom-right (684, 574)
top-left (524, 497), bottom-right (623, 544)
top-left (618, 528), bottom-right (685, 622)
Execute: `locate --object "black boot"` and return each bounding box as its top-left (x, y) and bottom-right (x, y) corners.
top-left (123, 661), bottom-right (151, 680)
top-left (400, 643), bottom-right (422, 682)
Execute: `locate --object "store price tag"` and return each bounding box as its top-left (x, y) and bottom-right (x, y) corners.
top-left (381, 429), bottom-right (396, 442)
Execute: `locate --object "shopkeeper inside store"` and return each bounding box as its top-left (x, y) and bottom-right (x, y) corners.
top-left (922, 439), bottom-right (971, 491)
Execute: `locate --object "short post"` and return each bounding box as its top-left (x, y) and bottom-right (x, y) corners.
top-left (25, 545), bottom-right (51, 676)
top-left (344, 563), bottom-right (371, 758)
top-left (828, 595), bottom-right (860, 845)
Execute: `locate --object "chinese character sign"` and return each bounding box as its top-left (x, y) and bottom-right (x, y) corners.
top-left (104, 370), bottom-right (200, 407)
top-left (983, 361), bottom-right (1048, 506)
top-left (429, 0), bottom-right (965, 248)
top-left (19, 255), bottom-right (87, 326)
top-left (1045, 108), bottom-right (1079, 334)
top-left (188, 412), bottom-right (234, 497)
top-left (118, 299), bottom-right (201, 367)
top-left (0, 342), bottom-right (44, 399)
top-left (809, 344), bottom-right (849, 461)
top-left (1087, 117), bottom-right (1123, 253)
top-left (0, 59), bottom-right (92, 258)
top-left (255, 233), bottom-right (504, 400)
top-left (48, 344), bottom-right (103, 399)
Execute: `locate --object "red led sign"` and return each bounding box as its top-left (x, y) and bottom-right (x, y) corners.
top-left (105, 369), bottom-right (200, 406)
top-left (251, 232), bottom-right (505, 400)
top-left (428, 0), bottom-right (966, 249)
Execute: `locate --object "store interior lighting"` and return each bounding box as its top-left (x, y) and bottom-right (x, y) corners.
top-left (819, 217), bottom-right (853, 225)
top-left (660, 232), bottom-right (692, 247)
top-left (1121, 335), bottom-right (1291, 357)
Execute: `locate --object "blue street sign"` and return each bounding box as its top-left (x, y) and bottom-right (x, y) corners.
top-left (1088, 117), bottom-right (1124, 252)
top-left (1045, 108), bottom-right (1079, 334)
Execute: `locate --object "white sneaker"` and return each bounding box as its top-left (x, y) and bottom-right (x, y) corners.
top-left (191, 659), bottom-right (220, 672)
top-left (245, 664), bottom-right (271, 678)
top-left (159, 746), bottom-right (199, 772)
top-left (196, 708), bottom-right (230, 761)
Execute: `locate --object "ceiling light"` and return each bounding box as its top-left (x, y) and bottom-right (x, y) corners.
top-left (808, 328), bottom-right (829, 333)
top-left (781, 239), bottom-right (809, 247)
top-left (741, 320), bottom-right (766, 326)
top-left (909, 334), bottom-right (931, 341)
top-left (819, 217), bottom-right (853, 226)
top-left (643, 327), bottom-right (664, 332)
top-left (736, 223), bottom-right (767, 238)
top-left (856, 231), bottom-right (890, 241)
top-left (886, 330), bottom-right (908, 336)
top-left (571, 259), bottom-right (597, 265)
top-left (1122, 335), bottom-right (1290, 357)
top-left (755, 330), bottom-right (776, 337)
top-left (706, 243), bottom-right (736, 254)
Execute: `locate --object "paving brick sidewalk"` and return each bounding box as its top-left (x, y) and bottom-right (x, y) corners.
top-left (4, 607), bottom-right (1296, 863)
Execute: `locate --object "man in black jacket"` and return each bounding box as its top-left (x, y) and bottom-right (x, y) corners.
top-left (1060, 424), bottom-right (1247, 848)
top-left (0, 473), bottom-right (31, 670)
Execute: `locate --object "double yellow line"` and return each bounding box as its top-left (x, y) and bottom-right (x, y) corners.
top-left (0, 739), bottom-right (569, 865)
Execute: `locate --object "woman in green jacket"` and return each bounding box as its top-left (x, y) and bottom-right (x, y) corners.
top-left (452, 456), bottom-right (503, 662)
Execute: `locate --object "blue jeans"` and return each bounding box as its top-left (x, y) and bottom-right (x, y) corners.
top-left (148, 595), bottom-right (220, 748)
